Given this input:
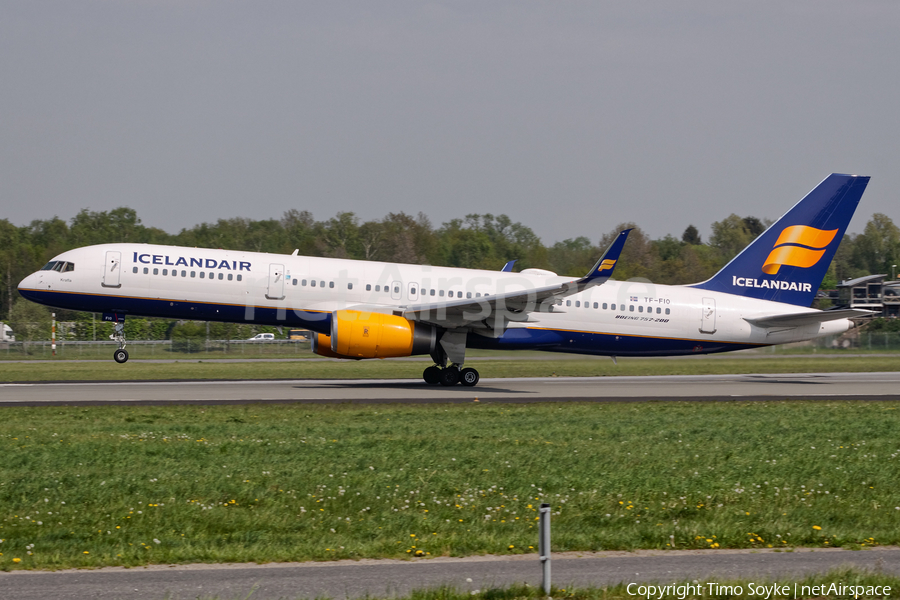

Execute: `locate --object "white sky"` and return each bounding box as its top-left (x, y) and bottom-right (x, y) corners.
top-left (2, 1), bottom-right (898, 243)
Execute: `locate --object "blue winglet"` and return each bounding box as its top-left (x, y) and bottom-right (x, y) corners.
top-left (578, 229), bottom-right (631, 286)
top-left (501, 260), bottom-right (517, 272)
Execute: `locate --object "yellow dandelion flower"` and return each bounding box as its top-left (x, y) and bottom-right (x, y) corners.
top-left (813, 525), bottom-right (822, 530)
top-left (13, 558), bottom-right (21, 563)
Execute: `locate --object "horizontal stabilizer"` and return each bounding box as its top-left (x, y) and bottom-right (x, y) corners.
top-left (744, 308), bottom-right (876, 328)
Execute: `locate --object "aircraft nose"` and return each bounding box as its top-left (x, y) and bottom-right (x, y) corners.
top-left (17, 272), bottom-right (41, 302)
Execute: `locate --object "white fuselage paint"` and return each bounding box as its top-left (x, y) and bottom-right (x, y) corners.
top-left (18, 243), bottom-right (850, 355)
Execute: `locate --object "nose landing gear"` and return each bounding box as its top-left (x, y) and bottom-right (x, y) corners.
top-left (110, 321), bottom-right (128, 363)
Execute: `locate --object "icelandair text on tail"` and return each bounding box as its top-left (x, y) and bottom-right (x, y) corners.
top-left (732, 276), bottom-right (813, 292)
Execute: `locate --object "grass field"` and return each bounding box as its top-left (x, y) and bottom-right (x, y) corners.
top-left (2, 400), bottom-right (900, 570)
top-left (183, 569), bottom-right (900, 599)
top-left (2, 355), bottom-right (900, 383)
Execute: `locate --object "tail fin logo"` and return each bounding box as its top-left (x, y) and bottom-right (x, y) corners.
top-left (597, 259), bottom-right (617, 272)
top-left (761, 225), bottom-right (838, 275)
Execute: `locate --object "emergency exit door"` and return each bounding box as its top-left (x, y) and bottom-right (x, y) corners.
top-left (102, 251), bottom-right (121, 288)
top-left (699, 297), bottom-right (716, 334)
top-left (266, 264), bottom-right (285, 300)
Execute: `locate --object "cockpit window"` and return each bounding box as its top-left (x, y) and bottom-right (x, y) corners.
top-left (40, 260), bottom-right (74, 272)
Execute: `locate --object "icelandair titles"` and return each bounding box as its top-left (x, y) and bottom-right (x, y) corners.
top-left (133, 252), bottom-right (251, 271)
top-left (732, 275), bottom-right (811, 292)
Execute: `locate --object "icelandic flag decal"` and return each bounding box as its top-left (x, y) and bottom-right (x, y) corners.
top-left (630, 296), bottom-right (637, 301)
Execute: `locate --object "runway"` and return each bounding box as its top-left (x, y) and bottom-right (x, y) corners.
top-left (2, 372), bottom-right (900, 406)
top-left (2, 548), bottom-right (899, 600)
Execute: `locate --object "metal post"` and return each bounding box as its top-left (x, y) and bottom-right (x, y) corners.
top-left (539, 502), bottom-right (551, 595)
top-left (51, 312), bottom-right (56, 356)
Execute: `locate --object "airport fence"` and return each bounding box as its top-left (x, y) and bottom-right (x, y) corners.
top-left (0, 339), bottom-right (318, 360)
top-left (3, 333), bottom-right (900, 360)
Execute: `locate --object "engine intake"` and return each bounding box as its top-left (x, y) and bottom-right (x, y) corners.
top-left (330, 310), bottom-right (436, 359)
top-left (311, 333), bottom-right (357, 359)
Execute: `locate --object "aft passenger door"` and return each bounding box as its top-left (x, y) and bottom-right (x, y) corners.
top-left (266, 263), bottom-right (285, 300)
top-left (102, 251), bottom-right (121, 288)
top-left (699, 297), bottom-right (716, 334)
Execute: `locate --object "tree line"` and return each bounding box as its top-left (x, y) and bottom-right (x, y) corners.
top-left (2, 206), bottom-right (899, 329)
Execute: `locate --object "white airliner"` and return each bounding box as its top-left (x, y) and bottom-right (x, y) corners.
top-left (18, 174), bottom-right (873, 387)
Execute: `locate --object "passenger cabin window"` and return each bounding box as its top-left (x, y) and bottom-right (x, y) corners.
top-left (320, 281), bottom-right (325, 288)
top-left (200, 272), bottom-right (205, 279)
top-left (311, 280), bottom-right (316, 287)
top-left (638, 306), bottom-right (643, 313)
top-left (293, 278), bottom-right (298, 286)
top-left (237, 274), bottom-right (242, 281)
top-left (190, 271), bottom-right (196, 278)
top-left (366, 284), bottom-right (371, 291)
top-left (228, 274), bottom-right (233, 281)
top-left (665, 308), bottom-right (670, 315)
top-left (566, 300), bottom-right (571, 306)
top-left (439, 290), bottom-right (445, 297)
top-left (330, 282), bottom-right (335, 289)
top-left (143, 267), bottom-right (149, 274)
top-left (153, 268), bottom-right (158, 275)
top-left (181, 270), bottom-right (187, 277)
top-left (348, 283), bottom-right (353, 290)
top-left (602, 303), bottom-right (608, 309)
top-left (430, 289), bottom-right (435, 296)
top-left (162, 269), bottom-right (168, 275)
top-left (218, 273), bottom-right (223, 280)
top-left (133, 267), bottom-right (138, 273)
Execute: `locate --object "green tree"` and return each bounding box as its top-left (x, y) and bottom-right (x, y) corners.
top-left (8, 297), bottom-right (51, 350)
top-left (852, 213), bottom-right (900, 275)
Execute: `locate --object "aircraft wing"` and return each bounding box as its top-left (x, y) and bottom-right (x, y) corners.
top-left (744, 308), bottom-right (876, 328)
top-left (401, 230), bottom-right (631, 330)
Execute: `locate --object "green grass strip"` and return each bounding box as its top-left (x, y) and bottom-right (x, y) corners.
top-left (2, 355), bottom-right (900, 382)
top-left (3, 401), bottom-right (900, 570)
top-left (175, 568), bottom-right (900, 599)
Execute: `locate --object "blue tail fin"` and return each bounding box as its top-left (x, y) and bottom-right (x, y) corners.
top-left (691, 173), bottom-right (870, 306)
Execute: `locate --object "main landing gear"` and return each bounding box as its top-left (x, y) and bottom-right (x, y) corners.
top-left (423, 329), bottom-right (479, 387)
top-left (422, 365), bottom-right (480, 387)
top-left (110, 321), bottom-right (128, 363)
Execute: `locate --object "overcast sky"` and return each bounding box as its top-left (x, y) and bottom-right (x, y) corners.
top-left (2, 1), bottom-right (898, 244)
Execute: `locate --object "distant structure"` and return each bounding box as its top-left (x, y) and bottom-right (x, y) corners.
top-left (835, 274), bottom-right (900, 318)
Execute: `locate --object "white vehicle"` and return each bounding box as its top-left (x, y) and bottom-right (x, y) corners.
top-left (17, 174), bottom-right (874, 386)
top-left (0, 323), bottom-right (14, 342)
top-left (247, 333), bottom-right (275, 341)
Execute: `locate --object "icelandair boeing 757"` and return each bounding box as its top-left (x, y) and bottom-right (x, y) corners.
top-left (18, 174), bottom-right (873, 387)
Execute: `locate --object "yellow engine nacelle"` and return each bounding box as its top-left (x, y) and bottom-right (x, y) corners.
top-left (311, 333), bottom-right (358, 359)
top-left (329, 310), bottom-right (437, 359)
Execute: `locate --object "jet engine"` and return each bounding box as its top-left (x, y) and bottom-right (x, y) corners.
top-left (328, 309), bottom-right (437, 359)
top-left (311, 333), bottom-right (357, 359)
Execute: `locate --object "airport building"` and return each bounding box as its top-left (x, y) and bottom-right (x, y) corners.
top-left (834, 274), bottom-right (900, 318)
